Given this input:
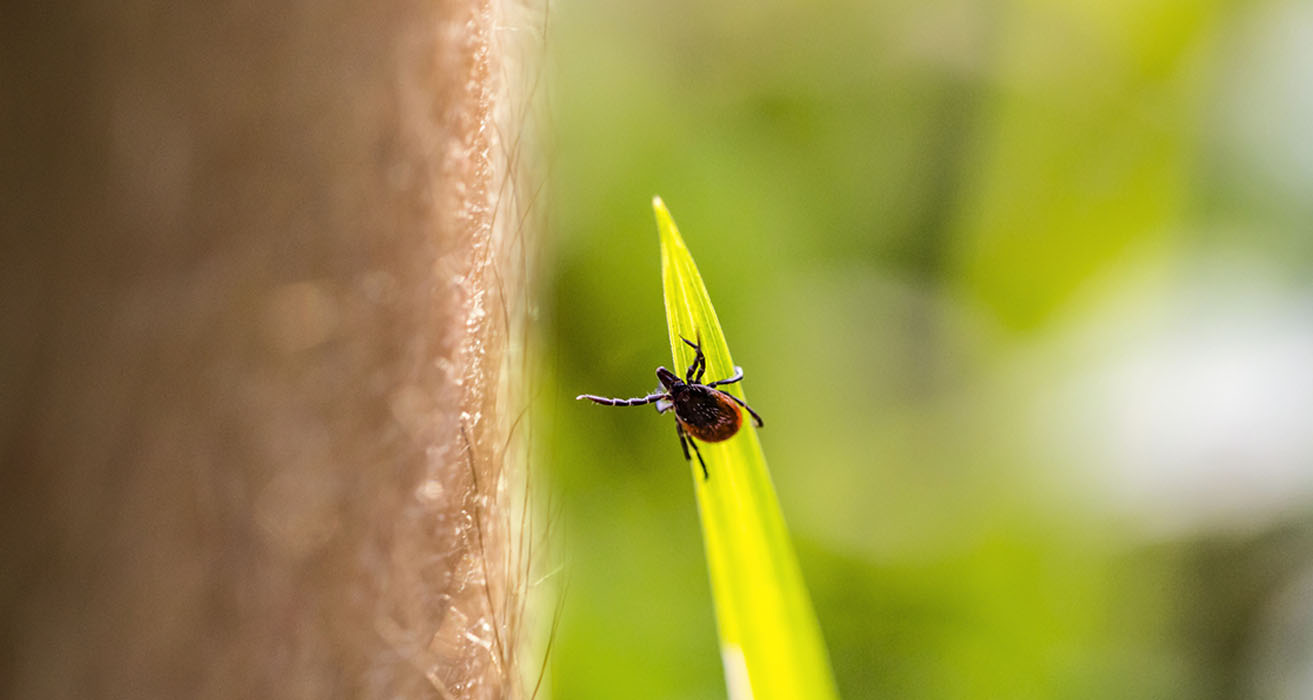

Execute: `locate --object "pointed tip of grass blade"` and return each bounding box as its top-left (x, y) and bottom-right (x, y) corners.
top-left (654, 198), bottom-right (728, 391)
top-left (652, 195), bottom-right (684, 253)
top-left (654, 195), bottom-right (701, 369)
top-left (652, 195), bottom-right (669, 235)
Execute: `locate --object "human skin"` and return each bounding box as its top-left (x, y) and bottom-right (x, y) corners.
top-left (0, 1), bottom-right (535, 697)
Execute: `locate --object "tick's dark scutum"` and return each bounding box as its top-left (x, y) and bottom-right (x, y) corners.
top-left (674, 385), bottom-right (743, 442)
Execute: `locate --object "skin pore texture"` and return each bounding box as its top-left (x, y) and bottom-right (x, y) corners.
top-left (0, 0), bottom-right (544, 697)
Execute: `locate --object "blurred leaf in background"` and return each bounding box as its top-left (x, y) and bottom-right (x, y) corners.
top-left (544, 0), bottom-right (1313, 698)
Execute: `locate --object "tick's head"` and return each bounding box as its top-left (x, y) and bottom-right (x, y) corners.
top-left (656, 366), bottom-right (681, 390)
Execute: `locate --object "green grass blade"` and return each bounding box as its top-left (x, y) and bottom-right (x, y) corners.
top-left (654, 197), bottom-right (840, 700)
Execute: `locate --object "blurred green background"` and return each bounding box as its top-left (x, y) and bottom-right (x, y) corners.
top-left (541, 0), bottom-right (1313, 697)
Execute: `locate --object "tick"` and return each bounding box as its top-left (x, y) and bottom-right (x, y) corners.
top-left (576, 336), bottom-right (764, 480)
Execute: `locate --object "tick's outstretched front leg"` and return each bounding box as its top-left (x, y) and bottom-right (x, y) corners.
top-left (576, 392), bottom-right (667, 407)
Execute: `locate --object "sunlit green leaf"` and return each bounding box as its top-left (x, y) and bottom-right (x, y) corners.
top-left (655, 196), bottom-right (839, 700)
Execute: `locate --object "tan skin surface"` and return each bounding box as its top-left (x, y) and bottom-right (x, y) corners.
top-left (0, 1), bottom-right (541, 697)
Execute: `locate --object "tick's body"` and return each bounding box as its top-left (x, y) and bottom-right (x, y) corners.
top-left (577, 337), bottom-right (763, 479)
top-left (670, 383), bottom-right (742, 442)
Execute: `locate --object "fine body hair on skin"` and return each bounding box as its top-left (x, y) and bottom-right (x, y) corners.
top-left (0, 0), bottom-right (549, 697)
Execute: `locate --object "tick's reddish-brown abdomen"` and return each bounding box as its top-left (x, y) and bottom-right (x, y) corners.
top-left (674, 386), bottom-right (743, 442)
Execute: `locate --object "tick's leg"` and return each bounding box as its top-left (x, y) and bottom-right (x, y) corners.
top-left (688, 438), bottom-right (708, 480)
top-left (706, 366), bottom-right (744, 387)
top-left (676, 423), bottom-right (691, 460)
top-left (576, 392), bottom-right (666, 407)
top-left (681, 336), bottom-right (706, 384)
top-left (719, 390), bottom-right (764, 427)
top-left (677, 424), bottom-right (709, 480)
